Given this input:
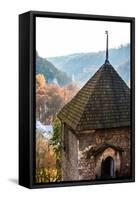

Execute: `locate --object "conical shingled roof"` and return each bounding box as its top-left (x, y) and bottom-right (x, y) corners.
top-left (58, 62), bottom-right (130, 131)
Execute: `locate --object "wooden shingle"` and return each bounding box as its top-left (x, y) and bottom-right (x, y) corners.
top-left (58, 62), bottom-right (130, 131)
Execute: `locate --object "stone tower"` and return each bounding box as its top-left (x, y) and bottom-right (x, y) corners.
top-left (58, 32), bottom-right (130, 181)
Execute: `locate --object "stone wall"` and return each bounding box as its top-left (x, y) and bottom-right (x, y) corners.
top-left (61, 126), bottom-right (131, 181)
top-left (78, 126), bottom-right (131, 180)
top-left (61, 124), bottom-right (79, 181)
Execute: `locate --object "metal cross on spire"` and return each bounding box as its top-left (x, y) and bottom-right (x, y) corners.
top-left (105, 30), bottom-right (110, 64)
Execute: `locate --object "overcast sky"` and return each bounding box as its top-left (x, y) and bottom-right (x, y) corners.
top-left (36, 17), bottom-right (130, 58)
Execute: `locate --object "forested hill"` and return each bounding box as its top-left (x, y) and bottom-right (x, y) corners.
top-left (36, 52), bottom-right (72, 87)
top-left (48, 44), bottom-right (130, 86)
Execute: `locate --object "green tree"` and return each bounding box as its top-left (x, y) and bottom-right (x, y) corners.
top-left (51, 116), bottom-right (61, 181)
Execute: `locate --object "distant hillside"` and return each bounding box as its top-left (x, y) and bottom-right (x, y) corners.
top-left (48, 44), bottom-right (130, 86)
top-left (117, 60), bottom-right (130, 86)
top-left (36, 52), bottom-right (72, 87)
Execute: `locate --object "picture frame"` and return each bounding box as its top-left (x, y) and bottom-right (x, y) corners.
top-left (19, 11), bottom-right (135, 189)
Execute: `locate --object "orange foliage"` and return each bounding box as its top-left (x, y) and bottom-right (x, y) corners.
top-left (36, 74), bottom-right (79, 124)
top-left (36, 138), bottom-right (56, 169)
top-left (35, 136), bottom-right (59, 182)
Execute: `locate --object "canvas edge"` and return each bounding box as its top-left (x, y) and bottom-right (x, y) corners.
top-left (19, 10), bottom-right (135, 189)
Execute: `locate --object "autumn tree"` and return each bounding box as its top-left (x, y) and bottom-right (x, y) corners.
top-left (36, 74), bottom-right (65, 124)
top-left (35, 74), bottom-right (79, 183)
top-left (36, 74), bottom-right (46, 88)
top-left (35, 131), bottom-right (58, 183)
top-left (64, 82), bottom-right (79, 103)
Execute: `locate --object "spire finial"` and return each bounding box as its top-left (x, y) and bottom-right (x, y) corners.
top-left (105, 30), bottom-right (110, 64)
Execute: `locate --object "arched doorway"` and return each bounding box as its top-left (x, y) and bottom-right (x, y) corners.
top-left (101, 156), bottom-right (115, 179)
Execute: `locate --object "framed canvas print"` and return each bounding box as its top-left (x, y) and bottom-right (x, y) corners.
top-left (19, 11), bottom-right (135, 188)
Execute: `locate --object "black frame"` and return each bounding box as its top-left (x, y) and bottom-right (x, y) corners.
top-left (19, 10), bottom-right (135, 189)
